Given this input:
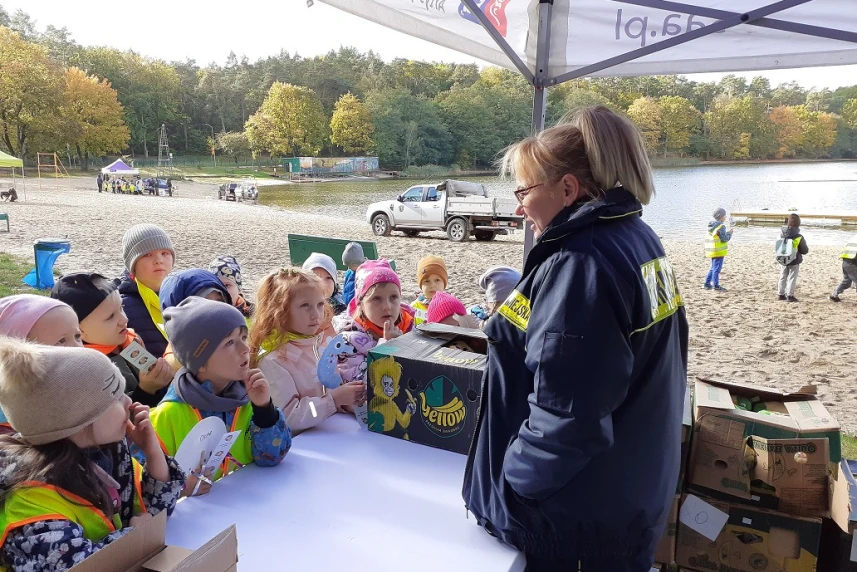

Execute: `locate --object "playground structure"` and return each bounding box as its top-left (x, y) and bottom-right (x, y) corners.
top-left (36, 152), bottom-right (70, 191)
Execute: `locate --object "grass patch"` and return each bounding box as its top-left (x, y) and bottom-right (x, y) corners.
top-left (842, 433), bottom-right (857, 461)
top-left (0, 252), bottom-right (46, 297)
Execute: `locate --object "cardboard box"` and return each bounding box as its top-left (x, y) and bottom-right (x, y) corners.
top-left (817, 460), bottom-right (857, 572)
top-left (366, 323), bottom-right (487, 455)
top-left (72, 510), bottom-right (237, 572)
top-left (689, 378), bottom-right (841, 510)
top-left (676, 495), bottom-right (823, 572)
top-left (655, 495), bottom-right (681, 566)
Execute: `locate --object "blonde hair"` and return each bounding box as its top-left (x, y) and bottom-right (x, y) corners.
top-left (249, 268), bottom-right (332, 366)
top-left (500, 105), bottom-right (654, 205)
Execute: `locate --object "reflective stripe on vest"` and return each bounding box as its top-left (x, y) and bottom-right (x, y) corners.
top-left (840, 236), bottom-right (857, 260)
top-left (705, 224), bottom-right (728, 258)
top-left (151, 401), bottom-right (253, 481)
top-left (0, 462), bottom-right (147, 548)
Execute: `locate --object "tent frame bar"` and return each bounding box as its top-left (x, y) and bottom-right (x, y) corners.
top-left (618, 0), bottom-right (857, 44)
top-left (460, 0), bottom-right (535, 84)
top-left (549, 0), bottom-right (812, 85)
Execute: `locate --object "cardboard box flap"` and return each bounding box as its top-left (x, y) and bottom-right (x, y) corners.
top-left (71, 510), bottom-right (167, 572)
top-left (167, 524), bottom-right (237, 572)
top-left (142, 546), bottom-right (194, 572)
top-left (417, 322), bottom-right (489, 340)
top-left (693, 379), bottom-right (735, 411)
top-left (696, 377), bottom-right (794, 401)
top-left (682, 387), bottom-right (692, 427)
top-left (783, 399), bottom-right (840, 432)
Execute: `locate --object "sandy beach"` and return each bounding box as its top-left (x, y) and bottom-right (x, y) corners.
top-left (2, 176), bottom-right (855, 432)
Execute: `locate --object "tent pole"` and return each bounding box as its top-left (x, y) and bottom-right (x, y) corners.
top-left (524, 0), bottom-right (553, 260)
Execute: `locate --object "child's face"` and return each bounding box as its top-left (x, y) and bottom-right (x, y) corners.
top-left (218, 276), bottom-right (241, 305)
top-left (420, 274), bottom-right (445, 301)
top-left (80, 291), bottom-right (129, 347)
top-left (286, 283), bottom-right (326, 336)
top-left (198, 326), bottom-right (250, 387)
top-left (361, 283), bottom-right (401, 327)
top-left (348, 263), bottom-right (361, 271)
top-left (27, 306), bottom-right (83, 348)
top-left (89, 393), bottom-right (133, 446)
top-left (133, 249), bottom-right (174, 292)
top-left (310, 267), bottom-right (336, 299)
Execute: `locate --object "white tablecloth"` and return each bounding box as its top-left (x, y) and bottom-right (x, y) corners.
top-left (165, 414), bottom-right (525, 571)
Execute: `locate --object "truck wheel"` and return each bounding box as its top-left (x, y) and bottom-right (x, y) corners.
top-left (447, 218), bottom-right (470, 242)
top-left (372, 213), bottom-right (392, 237)
top-left (474, 230), bottom-right (496, 241)
top-left (403, 230), bottom-right (421, 237)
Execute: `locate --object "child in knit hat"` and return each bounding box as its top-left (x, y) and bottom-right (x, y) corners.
top-left (0, 339), bottom-right (185, 569)
top-left (469, 266), bottom-right (522, 328)
top-left (412, 255), bottom-right (449, 325)
top-left (209, 255), bottom-right (255, 318)
top-left (51, 272), bottom-right (174, 407)
top-left (151, 297), bottom-right (291, 488)
top-left (0, 295), bottom-right (83, 434)
top-left (250, 268), bottom-right (364, 434)
top-left (116, 223), bottom-right (176, 357)
top-left (427, 291), bottom-right (480, 329)
top-left (303, 252), bottom-right (347, 315)
top-left (342, 242), bottom-right (367, 306)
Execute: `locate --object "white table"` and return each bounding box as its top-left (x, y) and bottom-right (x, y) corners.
top-left (166, 414), bottom-right (525, 571)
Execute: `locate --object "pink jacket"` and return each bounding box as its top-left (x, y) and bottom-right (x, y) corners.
top-left (258, 332), bottom-right (338, 435)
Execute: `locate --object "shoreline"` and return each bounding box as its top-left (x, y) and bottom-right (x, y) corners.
top-left (2, 175), bottom-right (856, 433)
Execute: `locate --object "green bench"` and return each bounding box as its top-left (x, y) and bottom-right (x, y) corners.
top-left (287, 234), bottom-right (395, 271)
top-left (0, 213), bottom-right (8, 233)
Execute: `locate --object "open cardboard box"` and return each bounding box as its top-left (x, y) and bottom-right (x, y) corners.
top-left (72, 510), bottom-right (237, 572)
top-left (689, 378), bottom-right (841, 514)
top-left (366, 323), bottom-right (487, 455)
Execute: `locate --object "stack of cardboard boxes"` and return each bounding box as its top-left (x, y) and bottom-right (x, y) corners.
top-left (653, 378), bottom-right (854, 572)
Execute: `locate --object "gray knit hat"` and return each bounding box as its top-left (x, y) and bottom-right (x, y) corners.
top-left (713, 207), bottom-right (727, 219)
top-left (342, 242), bottom-right (367, 267)
top-left (479, 266), bottom-right (521, 303)
top-left (0, 338), bottom-right (126, 445)
top-left (122, 223), bottom-right (175, 274)
top-left (303, 252), bottom-right (338, 283)
top-left (164, 297), bottom-right (247, 375)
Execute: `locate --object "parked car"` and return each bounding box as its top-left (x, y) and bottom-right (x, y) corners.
top-left (218, 179), bottom-right (258, 202)
top-left (365, 180), bottom-right (522, 242)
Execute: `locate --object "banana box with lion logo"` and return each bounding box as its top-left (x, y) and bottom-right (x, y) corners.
top-left (365, 323), bottom-right (487, 455)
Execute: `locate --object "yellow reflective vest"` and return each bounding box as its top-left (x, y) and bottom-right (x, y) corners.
top-left (705, 224), bottom-right (729, 258)
top-left (0, 459), bottom-right (145, 549)
top-left (150, 401), bottom-right (253, 481)
top-left (841, 236), bottom-right (857, 260)
top-left (411, 299), bottom-right (428, 325)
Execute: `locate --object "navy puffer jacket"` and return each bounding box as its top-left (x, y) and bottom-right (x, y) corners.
top-left (116, 272), bottom-right (168, 358)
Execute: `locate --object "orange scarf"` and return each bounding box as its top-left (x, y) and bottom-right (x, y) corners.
top-left (354, 305), bottom-right (415, 340)
top-left (85, 329), bottom-right (139, 356)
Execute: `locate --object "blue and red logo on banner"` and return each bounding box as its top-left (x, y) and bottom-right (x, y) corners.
top-left (458, 0), bottom-right (510, 37)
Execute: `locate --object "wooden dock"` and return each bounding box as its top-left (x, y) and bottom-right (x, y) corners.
top-left (732, 210), bottom-right (857, 227)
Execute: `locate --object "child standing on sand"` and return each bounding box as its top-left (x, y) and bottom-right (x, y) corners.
top-left (704, 207), bottom-right (733, 292)
top-left (776, 214), bottom-right (808, 303)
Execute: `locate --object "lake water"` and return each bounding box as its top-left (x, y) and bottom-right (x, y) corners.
top-left (258, 161), bottom-right (857, 245)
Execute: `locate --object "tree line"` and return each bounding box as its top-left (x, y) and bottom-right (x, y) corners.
top-left (1, 4), bottom-right (856, 171)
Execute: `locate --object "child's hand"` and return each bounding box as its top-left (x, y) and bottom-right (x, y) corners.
top-left (181, 465), bottom-right (215, 498)
top-left (245, 368), bottom-right (271, 407)
top-left (138, 358), bottom-right (173, 394)
top-left (129, 513), bottom-right (153, 527)
top-left (126, 403), bottom-right (160, 456)
top-left (383, 320), bottom-right (403, 340)
top-left (332, 381), bottom-right (366, 409)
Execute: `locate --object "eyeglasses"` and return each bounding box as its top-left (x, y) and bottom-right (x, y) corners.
top-left (514, 183), bottom-right (543, 204)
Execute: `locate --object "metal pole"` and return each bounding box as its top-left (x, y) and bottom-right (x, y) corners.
top-left (524, 0), bottom-right (553, 260)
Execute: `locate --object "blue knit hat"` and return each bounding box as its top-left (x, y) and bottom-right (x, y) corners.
top-left (163, 297), bottom-right (246, 375)
top-left (159, 269), bottom-right (231, 310)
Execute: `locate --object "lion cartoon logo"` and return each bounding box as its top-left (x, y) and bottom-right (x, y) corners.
top-left (367, 356), bottom-right (416, 440)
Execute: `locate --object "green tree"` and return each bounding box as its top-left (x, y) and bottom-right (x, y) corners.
top-left (626, 97), bottom-right (662, 152)
top-left (769, 106), bottom-right (803, 159)
top-left (706, 96), bottom-right (776, 159)
top-left (0, 28), bottom-right (63, 161)
top-left (658, 96), bottom-right (700, 155)
top-left (330, 93), bottom-right (374, 154)
top-left (215, 131), bottom-right (252, 165)
top-left (842, 99), bottom-right (857, 130)
top-left (794, 106), bottom-right (837, 158)
top-left (9, 9), bottom-right (37, 40)
top-left (57, 67), bottom-right (130, 171)
top-left (0, 5), bottom-right (10, 27)
top-left (245, 82), bottom-right (328, 156)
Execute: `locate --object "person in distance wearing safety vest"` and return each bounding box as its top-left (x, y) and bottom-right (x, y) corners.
top-left (776, 214), bottom-right (808, 303)
top-left (830, 234), bottom-right (857, 302)
top-left (0, 339), bottom-right (185, 570)
top-left (704, 207), bottom-right (733, 291)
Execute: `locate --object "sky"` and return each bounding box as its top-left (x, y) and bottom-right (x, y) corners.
top-left (4, 0), bottom-right (856, 91)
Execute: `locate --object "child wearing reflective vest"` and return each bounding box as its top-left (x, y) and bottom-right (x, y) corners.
top-left (776, 214), bottom-right (808, 302)
top-left (704, 207), bottom-right (733, 291)
top-left (0, 339), bottom-right (184, 570)
top-left (151, 297), bottom-right (291, 492)
top-left (830, 234), bottom-right (857, 302)
top-left (411, 255), bottom-right (448, 325)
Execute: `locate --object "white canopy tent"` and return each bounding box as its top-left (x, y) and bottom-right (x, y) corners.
top-left (101, 159), bottom-right (140, 176)
top-left (313, 0), bottom-right (857, 254)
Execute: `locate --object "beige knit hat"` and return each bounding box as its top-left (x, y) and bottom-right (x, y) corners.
top-left (0, 337), bottom-right (126, 445)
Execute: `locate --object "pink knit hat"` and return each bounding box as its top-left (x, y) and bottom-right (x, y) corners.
top-left (348, 259), bottom-right (401, 316)
top-left (427, 291), bottom-right (467, 324)
top-left (0, 294), bottom-right (71, 339)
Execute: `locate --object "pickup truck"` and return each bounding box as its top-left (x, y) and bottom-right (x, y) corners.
top-left (365, 180), bottom-right (522, 242)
